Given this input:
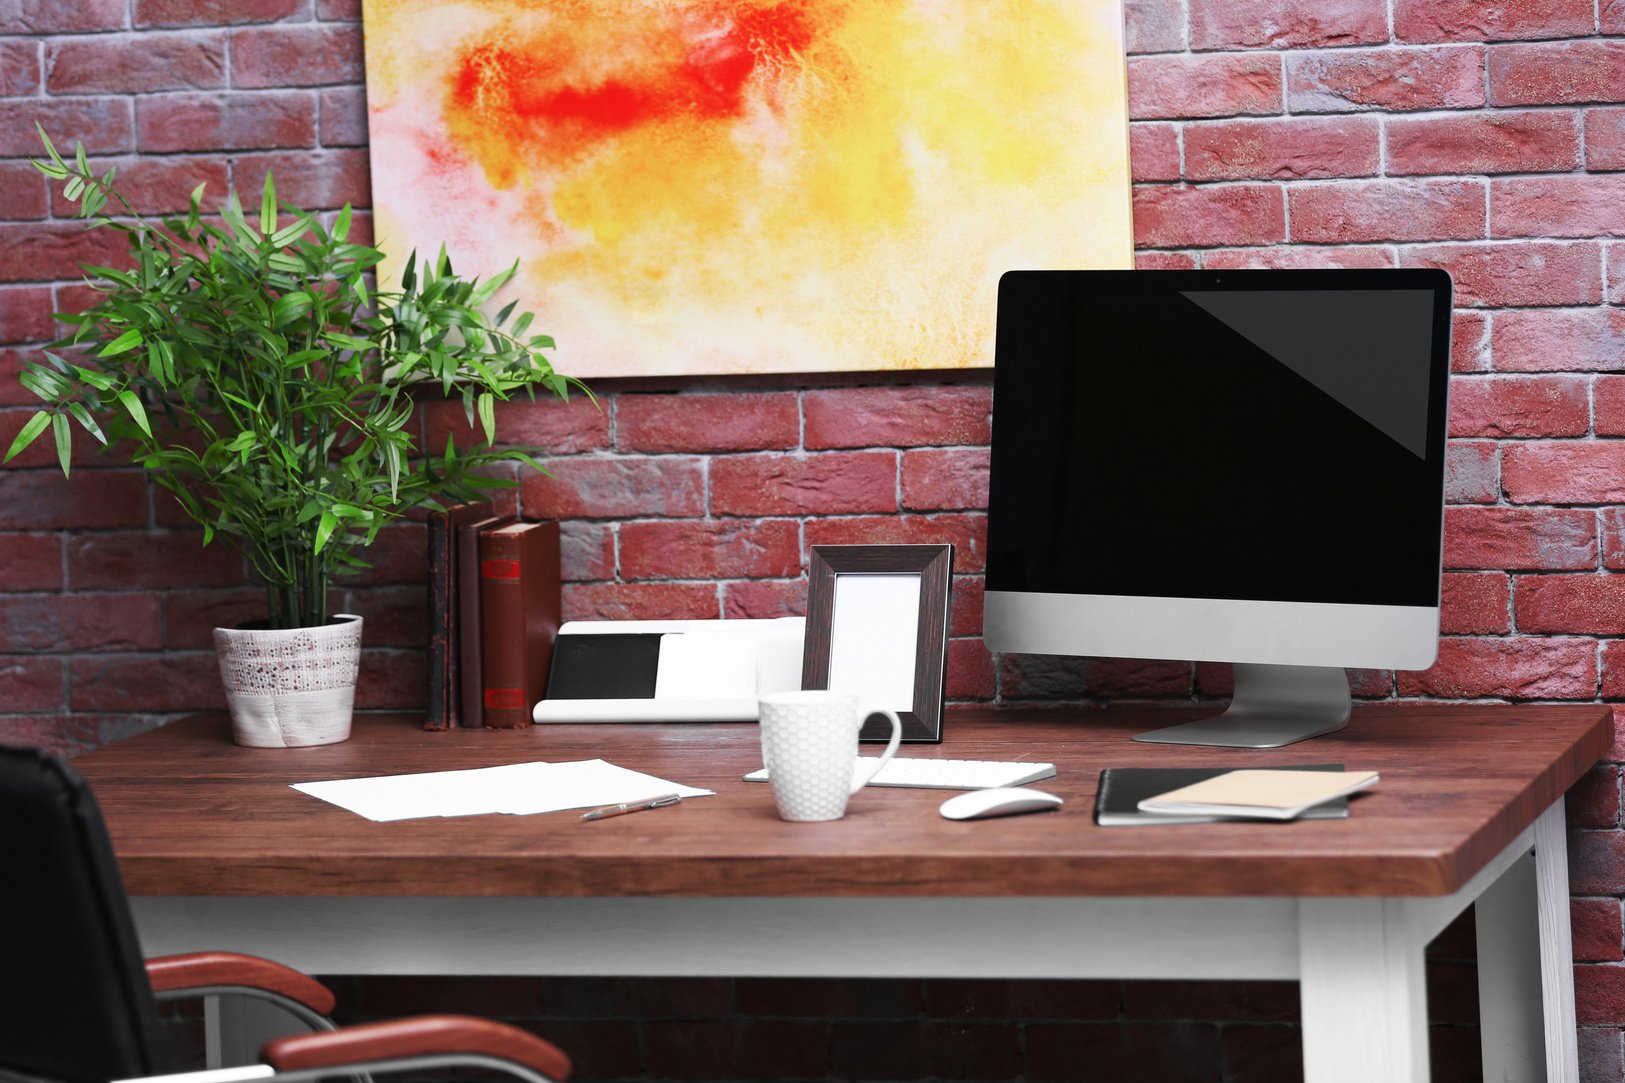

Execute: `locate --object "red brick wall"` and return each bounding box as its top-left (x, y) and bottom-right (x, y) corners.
top-left (5, 0), bottom-right (1625, 1078)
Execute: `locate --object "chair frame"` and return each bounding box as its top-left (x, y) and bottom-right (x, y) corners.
top-left (118, 952), bottom-right (565, 1083)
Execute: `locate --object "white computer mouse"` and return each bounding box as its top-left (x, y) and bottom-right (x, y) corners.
top-left (939, 786), bottom-right (1063, 821)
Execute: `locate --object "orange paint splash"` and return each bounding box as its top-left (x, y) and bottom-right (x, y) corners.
top-left (446, 1), bottom-right (815, 178)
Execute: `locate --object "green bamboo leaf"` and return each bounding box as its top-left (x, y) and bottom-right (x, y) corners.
top-left (314, 508), bottom-right (337, 553)
top-left (476, 392), bottom-right (496, 444)
top-left (99, 327), bottom-right (142, 357)
top-left (221, 191), bottom-right (259, 242)
top-left (82, 265), bottom-right (137, 288)
top-left (270, 290), bottom-right (314, 326)
top-left (324, 332), bottom-right (373, 352)
top-left (467, 261), bottom-right (518, 307)
top-left (116, 389), bottom-right (151, 437)
top-left (4, 410), bottom-right (52, 463)
top-left (382, 439), bottom-right (401, 500)
top-left (507, 450), bottom-right (550, 476)
top-left (259, 171), bottom-right (276, 235)
top-left (283, 348), bottom-right (328, 370)
top-left (270, 214), bottom-right (312, 248)
top-left (63, 176), bottom-right (83, 202)
top-left (36, 124), bottom-right (66, 169)
top-left (67, 402), bottom-right (106, 444)
top-left (70, 365), bottom-right (116, 391)
top-left (51, 412), bottom-right (71, 476)
top-left (20, 366), bottom-right (70, 401)
top-left (333, 203), bottom-right (352, 242)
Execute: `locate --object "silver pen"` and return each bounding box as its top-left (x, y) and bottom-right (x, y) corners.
top-left (580, 793), bottom-right (683, 821)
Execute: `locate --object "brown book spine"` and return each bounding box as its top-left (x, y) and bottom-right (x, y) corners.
top-left (479, 521), bottom-right (561, 728)
top-left (423, 512), bottom-right (454, 731)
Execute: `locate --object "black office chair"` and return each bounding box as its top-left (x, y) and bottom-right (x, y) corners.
top-left (0, 743), bottom-right (571, 1083)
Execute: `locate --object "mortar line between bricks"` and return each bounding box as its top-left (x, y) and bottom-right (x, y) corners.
top-left (1601, 236), bottom-right (1612, 302)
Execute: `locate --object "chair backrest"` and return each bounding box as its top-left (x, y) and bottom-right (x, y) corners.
top-left (0, 744), bottom-right (163, 1082)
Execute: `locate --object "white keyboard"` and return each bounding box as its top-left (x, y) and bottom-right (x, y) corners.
top-left (743, 757), bottom-right (1056, 790)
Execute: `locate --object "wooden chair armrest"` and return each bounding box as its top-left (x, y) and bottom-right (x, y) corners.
top-left (145, 951), bottom-right (336, 1016)
top-left (263, 1015), bottom-right (571, 1080)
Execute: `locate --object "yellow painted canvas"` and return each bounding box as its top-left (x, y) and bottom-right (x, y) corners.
top-left (361, 0), bottom-right (1133, 378)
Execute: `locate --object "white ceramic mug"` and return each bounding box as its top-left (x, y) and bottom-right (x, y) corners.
top-left (758, 690), bottom-right (903, 822)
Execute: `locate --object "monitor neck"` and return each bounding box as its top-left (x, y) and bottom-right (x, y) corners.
top-left (1131, 664), bottom-right (1352, 748)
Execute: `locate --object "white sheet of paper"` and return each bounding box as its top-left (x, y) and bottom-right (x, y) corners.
top-left (292, 759), bottom-right (713, 822)
top-left (496, 759), bottom-right (714, 816)
top-left (291, 762), bottom-right (552, 822)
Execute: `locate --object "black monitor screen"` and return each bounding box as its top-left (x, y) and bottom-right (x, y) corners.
top-left (986, 269), bottom-right (1452, 609)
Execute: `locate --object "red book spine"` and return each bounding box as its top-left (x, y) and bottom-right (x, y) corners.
top-left (458, 514), bottom-right (512, 728)
top-left (478, 521), bottom-right (561, 728)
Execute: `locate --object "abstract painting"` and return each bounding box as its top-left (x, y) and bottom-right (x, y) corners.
top-left (361, 0), bottom-right (1132, 378)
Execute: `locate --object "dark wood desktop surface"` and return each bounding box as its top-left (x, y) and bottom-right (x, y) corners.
top-left (73, 703), bottom-right (1610, 899)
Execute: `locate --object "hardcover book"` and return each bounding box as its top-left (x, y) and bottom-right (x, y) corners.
top-left (456, 513), bottom-right (514, 727)
top-left (478, 519), bottom-right (562, 728)
top-left (423, 500), bottom-right (493, 731)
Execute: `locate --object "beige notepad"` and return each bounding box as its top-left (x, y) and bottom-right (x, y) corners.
top-left (1138, 769), bottom-right (1379, 821)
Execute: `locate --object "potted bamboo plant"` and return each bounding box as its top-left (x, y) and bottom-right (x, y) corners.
top-left (7, 129), bottom-right (587, 747)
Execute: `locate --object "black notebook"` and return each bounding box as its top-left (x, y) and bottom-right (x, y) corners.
top-left (1095, 764), bottom-right (1350, 826)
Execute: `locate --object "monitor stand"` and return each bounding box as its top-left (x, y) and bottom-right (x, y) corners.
top-left (1132, 663), bottom-right (1351, 748)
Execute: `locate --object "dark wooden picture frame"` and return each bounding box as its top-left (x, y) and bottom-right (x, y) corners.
top-left (802, 544), bottom-right (954, 743)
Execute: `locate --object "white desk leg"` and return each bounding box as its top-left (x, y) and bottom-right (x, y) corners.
top-left (1476, 851), bottom-right (1544, 1081)
top-left (1535, 800), bottom-right (1581, 1082)
top-left (1300, 898), bottom-right (1430, 1083)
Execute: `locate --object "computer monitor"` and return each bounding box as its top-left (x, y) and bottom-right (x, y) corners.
top-left (983, 268), bottom-right (1453, 747)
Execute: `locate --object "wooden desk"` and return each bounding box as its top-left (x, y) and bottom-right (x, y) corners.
top-left (76, 703), bottom-right (1610, 1083)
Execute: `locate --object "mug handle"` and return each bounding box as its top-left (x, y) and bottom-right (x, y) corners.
top-left (849, 708), bottom-right (903, 795)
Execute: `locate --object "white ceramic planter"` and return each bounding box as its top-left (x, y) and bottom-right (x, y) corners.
top-left (213, 614), bottom-right (363, 748)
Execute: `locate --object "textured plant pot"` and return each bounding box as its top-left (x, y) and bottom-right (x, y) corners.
top-left (213, 614), bottom-right (363, 748)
